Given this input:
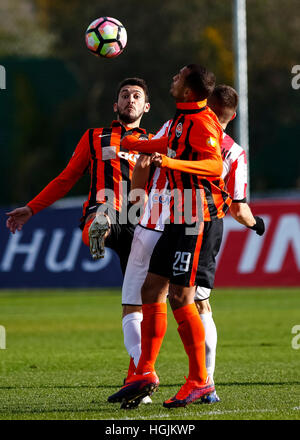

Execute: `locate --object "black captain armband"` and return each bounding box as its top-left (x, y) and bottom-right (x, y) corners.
top-left (122, 130), bottom-right (151, 155)
top-left (121, 130), bottom-right (149, 141)
top-left (138, 133), bottom-right (150, 141)
top-left (248, 216), bottom-right (265, 236)
top-left (137, 132), bottom-right (151, 155)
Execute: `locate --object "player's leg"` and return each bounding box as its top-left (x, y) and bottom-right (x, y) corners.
top-left (162, 221), bottom-right (216, 408)
top-left (168, 283), bottom-right (210, 384)
top-left (122, 307), bottom-right (142, 378)
top-left (107, 224), bottom-right (167, 406)
top-left (121, 226), bottom-right (162, 375)
top-left (194, 288), bottom-right (217, 382)
top-left (194, 292), bottom-right (220, 404)
top-left (133, 272), bottom-right (169, 372)
top-left (108, 224), bottom-right (186, 408)
top-left (186, 218), bottom-right (223, 405)
top-left (163, 283), bottom-right (215, 408)
top-left (108, 272), bottom-right (168, 407)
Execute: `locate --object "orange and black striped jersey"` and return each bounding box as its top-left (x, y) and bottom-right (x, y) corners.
top-left (27, 121), bottom-right (150, 216)
top-left (122, 101), bottom-right (232, 222)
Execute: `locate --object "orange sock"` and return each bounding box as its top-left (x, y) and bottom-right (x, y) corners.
top-left (135, 303), bottom-right (167, 374)
top-left (173, 303), bottom-right (208, 383)
top-left (82, 218), bottom-right (93, 247)
top-left (125, 357), bottom-right (136, 382)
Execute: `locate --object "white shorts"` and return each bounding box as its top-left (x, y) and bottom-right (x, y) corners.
top-left (194, 286), bottom-right (211, 301)
top-left (121, 224), bottom-right (212, 305)
top-left (122, 225), bottom-right (162, 305)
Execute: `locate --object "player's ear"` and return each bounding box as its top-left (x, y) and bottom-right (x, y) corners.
top-left (144, 102), bottom-right (150, 113)
top-left (231, 112), bottom-right (237, 121)
top-left (184, 87), bottom-right (195, 101)
top-left (113, 102), bottom-right (118, 113)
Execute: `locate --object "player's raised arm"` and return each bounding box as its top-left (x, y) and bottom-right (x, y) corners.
top-left (130, 154), bottom-right (151, 205)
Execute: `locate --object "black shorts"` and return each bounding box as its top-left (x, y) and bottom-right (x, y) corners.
top-left (80, 203), bottom-right (135, 275)
top-left (148, 218), bottom-right (223, 287)
top-left (105, 219), bottom-right (135, 275)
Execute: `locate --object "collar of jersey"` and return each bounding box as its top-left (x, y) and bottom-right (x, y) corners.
top-left (176, 100), bottom-right (207, 111)
top-left (111, 120), bottom-right (146, 133)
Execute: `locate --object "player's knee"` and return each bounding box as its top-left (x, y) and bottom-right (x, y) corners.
top-left (168, 291), bottom-right (190, 310)
top-left (141, 279), bottom-right (156, 303)
top-left (122, 305), bottom-right (142, 318)
top-left (195, 299), bottom-right (211, 314)
top-left (168, 293), bottom-right (183, 310)
top-left (141, 274), bottom-right (168, 304)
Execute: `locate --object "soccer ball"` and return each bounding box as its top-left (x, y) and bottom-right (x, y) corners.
top-left (85, 17), bottom-right (127, 58)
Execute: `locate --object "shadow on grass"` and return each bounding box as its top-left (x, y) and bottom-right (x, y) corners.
top-left (0, 380), bottom-right (299, 390)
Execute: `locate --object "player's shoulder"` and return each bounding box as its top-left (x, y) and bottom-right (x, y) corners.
top-left (222, 133), bottom-right (246, 162)
top-left (92, 126), bottom-right (111, 133)
top-left (193, 106), bottom-right (223, 139)
top-left (223, 133), bottom-right (244, 153)
top-left (196, 106), bottom-right (221, 126)
top-left (153, 119), bottom-right (173, 139)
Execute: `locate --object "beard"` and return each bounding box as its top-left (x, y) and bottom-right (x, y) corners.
top-left (116, 106), bottom-right (144, 124)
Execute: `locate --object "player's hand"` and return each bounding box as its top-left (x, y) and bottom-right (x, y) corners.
top-left (151, 152), bottom-right (163, 167)
top-left (249, 216), bottom-right (265, 236)
top-left (136, 154), bottom-right (151, 168)
top-left (5, 206), bottom-right (33, 233)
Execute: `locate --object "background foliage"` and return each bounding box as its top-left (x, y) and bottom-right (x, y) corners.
top-left (1, 0), bottom-right (300, 205)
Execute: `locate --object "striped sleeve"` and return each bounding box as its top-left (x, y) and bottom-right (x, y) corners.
top-left (222, 142), bottom-right (247, 202)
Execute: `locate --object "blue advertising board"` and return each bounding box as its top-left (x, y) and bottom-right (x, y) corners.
top-left (0, 206), bottom-right (123, 288)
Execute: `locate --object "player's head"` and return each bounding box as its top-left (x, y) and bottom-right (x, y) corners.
top-left (114, 78), bottom-right (150, 126)
top-left (208, 84), bottom-right (238, 126)
top-left (170, 64), bottom-right (216, 102)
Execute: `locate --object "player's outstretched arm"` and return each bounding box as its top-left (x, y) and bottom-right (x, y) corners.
top-left (121, 133), bottom-right (168, 154)
top-left (154, 154), bottom-right (223, 178)
top-left (6, 206), bottom-right (33, 234)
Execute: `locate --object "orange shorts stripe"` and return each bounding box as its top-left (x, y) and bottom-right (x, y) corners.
top-left (189, 221), bottom-right (204, 286)
top-left (82, 217), bottom-right (94, 247)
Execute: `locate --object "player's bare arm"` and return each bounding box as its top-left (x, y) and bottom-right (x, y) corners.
top-left (129, 154), bottom-right (151, 206)
top-left (130, 154), bottom-right (151, 193)
top-left (230, 202), bottom-right (265, 235)
top-left (229, 202), bottom-right (256, 227)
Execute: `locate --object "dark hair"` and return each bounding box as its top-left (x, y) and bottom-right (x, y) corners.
top-left (116, 77), bottom-right (150, 102)
top-left (184, 64), bottom-right (216, 100)
top-left (208, 84), bottom-right (239, 123)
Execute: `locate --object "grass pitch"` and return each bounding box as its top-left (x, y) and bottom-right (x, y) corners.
top-left (0, 288), bottom-right (299, 421)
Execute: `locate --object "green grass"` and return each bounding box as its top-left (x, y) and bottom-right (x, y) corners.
top-left (0, 288), bottom-right (299, 420)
